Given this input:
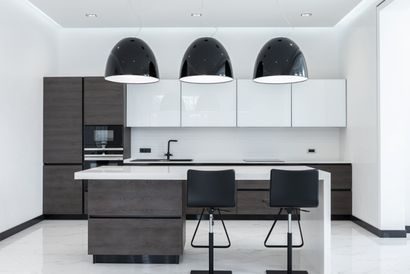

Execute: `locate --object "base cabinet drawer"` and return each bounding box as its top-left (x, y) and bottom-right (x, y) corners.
top-left (88, 218), bottom-right (184, 255)
top-left (331, 191), bottom-right (352, 215)
top-left (308, 164), bottom-right (352, 190)
top-left (237, 191), bottom-right (282, 215)
top-left (88, 180), bottom-right (183, 216)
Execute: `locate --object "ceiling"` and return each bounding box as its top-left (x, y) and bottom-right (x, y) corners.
top-left (28, 0), bottom-right (363, 28)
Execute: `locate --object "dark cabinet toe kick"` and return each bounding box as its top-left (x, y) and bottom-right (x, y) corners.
top-left (93, 255), bottom-right (180, 264)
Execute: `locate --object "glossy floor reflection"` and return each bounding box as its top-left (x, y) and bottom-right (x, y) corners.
top-left (0, 221), bottom-right (409, 274)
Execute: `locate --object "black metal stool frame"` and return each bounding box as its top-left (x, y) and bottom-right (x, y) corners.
top-left (264, 208), bottom-right (304, 249)
top-left (191, 208), bottom-right (231, 249)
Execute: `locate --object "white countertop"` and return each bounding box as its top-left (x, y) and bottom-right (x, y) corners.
top-left (75, 165), bottom-right (330, 181)
top-left (123, 158), bottom-right (349, 165)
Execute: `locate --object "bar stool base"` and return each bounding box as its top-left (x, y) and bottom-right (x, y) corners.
top-left (266, 271), bottom-right (308, 274)
top-left (191, 271), bottom-right (232, 274)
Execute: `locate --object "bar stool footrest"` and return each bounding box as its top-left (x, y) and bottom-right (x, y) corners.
top-left (266, 270), bottom-right (308, 274)
top-left (191, 271), bottom-right (232, 274)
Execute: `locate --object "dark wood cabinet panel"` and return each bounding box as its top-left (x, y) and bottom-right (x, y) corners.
top-left (88, 180), bottom-right (183, 217)
top-left (43, 165), bottom-right (83, 214)
top-left (237, 191), bottom-right (282, 215)
top-left (332, 191), bottom-right (352, 215)
top-left (88, 218), bottom-right (184, 255)
top-left (43, 77), bottom-right (83, 164)
top-left (308, 164), bottom-right (352, 190)
top-left (237, 180), bottom-right (269, 190)
top-left (84, 77), bottom-right (125, 125)
top-left (185, 206), bottom-right (236, 215)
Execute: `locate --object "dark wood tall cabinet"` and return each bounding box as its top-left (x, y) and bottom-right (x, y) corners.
top-left (43, 77), bottom-right (84, 215)
top-left (43, 77), bottom-right (83, 164)
top-left (84, 77), bottom-right (125, 125)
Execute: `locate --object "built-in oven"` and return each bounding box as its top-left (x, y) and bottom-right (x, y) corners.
top-left (83, 125), bottom-right (124, 213)
top-left (83, 125), bottom-right (124, 169)
top-left (84, 125), bottom-right (123, 149)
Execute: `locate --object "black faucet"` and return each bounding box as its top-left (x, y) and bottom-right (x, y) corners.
top-left (165, 139), bottom-right (178, 160)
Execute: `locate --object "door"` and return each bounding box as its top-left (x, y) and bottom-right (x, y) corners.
top-left (43, 77), bottom-right (83, 164)
top-left (292, 79), bottom-right (346, 127)
top-left (127, 80), bottom-right (181, 127)
top-left (237, 80), bottom-right (291, 127)
top-left (84, 77), bottom-right (125, 125)
top-left (43, 165), bottom-right (83, 214)
top-left (181, 81), bottom-right (237, 127)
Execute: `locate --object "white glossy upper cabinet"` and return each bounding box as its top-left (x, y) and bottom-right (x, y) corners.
top-left (237, 80), bottom-right (291, 127)
top-left (292, 79), bottom-right (346, 127)
top-left (181, 81), bottom-right (237, 127)
top-left (126, 80), bottom-right (181, 127)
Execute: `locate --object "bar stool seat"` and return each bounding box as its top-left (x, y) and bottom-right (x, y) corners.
top-left (264, 169), bottom-right (319, 274)
top-left (187, 169), bottom-right (236, 274)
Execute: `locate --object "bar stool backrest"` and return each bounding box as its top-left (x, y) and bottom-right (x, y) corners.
top-left (187, 169), bottom-right (236, 208)
top-left (270, 169), bottom-right (319, 208)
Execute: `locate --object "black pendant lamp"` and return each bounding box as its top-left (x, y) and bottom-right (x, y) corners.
top-left (254, 37), bottom-right (308, 84)
top-left (105, 37), bottom-right (159, 84)
top-left (180, 37), bottom-right (233, 84)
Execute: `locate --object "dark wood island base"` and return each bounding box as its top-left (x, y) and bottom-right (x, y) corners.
top-left (87, 180), bottom-right (185, 264)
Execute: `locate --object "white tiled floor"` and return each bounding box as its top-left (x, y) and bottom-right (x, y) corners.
top-left (0, 220), bottom-right (409, 274)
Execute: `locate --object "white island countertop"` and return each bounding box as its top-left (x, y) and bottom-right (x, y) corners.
top-left (74, 165), bottom-right (330, 181)
top-left (123, 158), bottom-right (350, 165)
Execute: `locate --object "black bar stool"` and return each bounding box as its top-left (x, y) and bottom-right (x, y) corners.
top-left (264, 169), bottom-right (319, 274)
top-left (187, 169), bottom-right (236, 274)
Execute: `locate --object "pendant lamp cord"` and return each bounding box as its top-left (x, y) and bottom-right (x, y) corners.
top-left (129, 0), bottom-right (143, 36)
top-left (197, 0), bottom-right (217, 38)
top-left (276, 0), bottom-right (293, 37)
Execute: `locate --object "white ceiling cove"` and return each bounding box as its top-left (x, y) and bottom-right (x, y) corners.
top-left (28, 0), bottom-right (363, 28)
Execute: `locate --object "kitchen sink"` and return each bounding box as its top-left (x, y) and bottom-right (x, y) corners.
top-left (130, 159), bottom-right (193, 162)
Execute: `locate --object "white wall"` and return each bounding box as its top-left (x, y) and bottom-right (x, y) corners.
top-left (378, 0), bottom-right (410, 229)
top-left (339, 0), bottom-right (410, 230)
top-left (337, 0), bottom-right (380, 228)
top-left (131, 128), bottom-right (342, 161)
top-left (0, 0), bottom-right (58, 233)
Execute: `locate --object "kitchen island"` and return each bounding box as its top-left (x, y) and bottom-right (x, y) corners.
top-left (74, 165), bottom-right (331, 274)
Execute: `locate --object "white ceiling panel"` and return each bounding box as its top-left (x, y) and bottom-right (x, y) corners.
top-left (28, 0), bottom-right (363, 28)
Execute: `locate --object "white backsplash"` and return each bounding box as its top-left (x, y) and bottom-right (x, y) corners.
top-left (130, 128), bottom-right (341, 161)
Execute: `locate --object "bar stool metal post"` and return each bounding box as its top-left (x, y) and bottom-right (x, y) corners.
top-left (187, 169), bottom-right (236, 274)
top-left (265, 169), bottom-right (319, 274)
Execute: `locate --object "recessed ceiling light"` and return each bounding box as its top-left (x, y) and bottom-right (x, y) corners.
top-left (85, 13), bottom-right (98, 18)
top-left (301, 12), bottom-right (313, 17)
top-left (191, 13), bottom-right (202, 17)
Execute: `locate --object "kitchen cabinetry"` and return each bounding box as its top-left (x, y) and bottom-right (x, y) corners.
top-left (181, 81), bottom-right (236, 127)
top-left (84, 77), bottom-right (125, 125)
top-left (292, 79), bottom-right (346, 127)
top-left (87, 179), bottom-right (185, 262)
top-left (185, 163), bottom-right (352, 218)
top-left (44, 77), bottom-right (129, 217)
top-left (127, 80), bottom-right (180, 127)
top-left (43, 77), bottom-right (83, 164)
top-left (237, 80), bottom-right (291, 127)
top-left (125, 79), bottom-right (346, 128)
top-left (43, 165), bottom-right (83, 214)
top-left (308, 164), bottom-right (352, 216)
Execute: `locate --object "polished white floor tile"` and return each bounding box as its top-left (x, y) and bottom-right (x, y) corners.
top-left (0, 220), bottom-right (409, 274)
